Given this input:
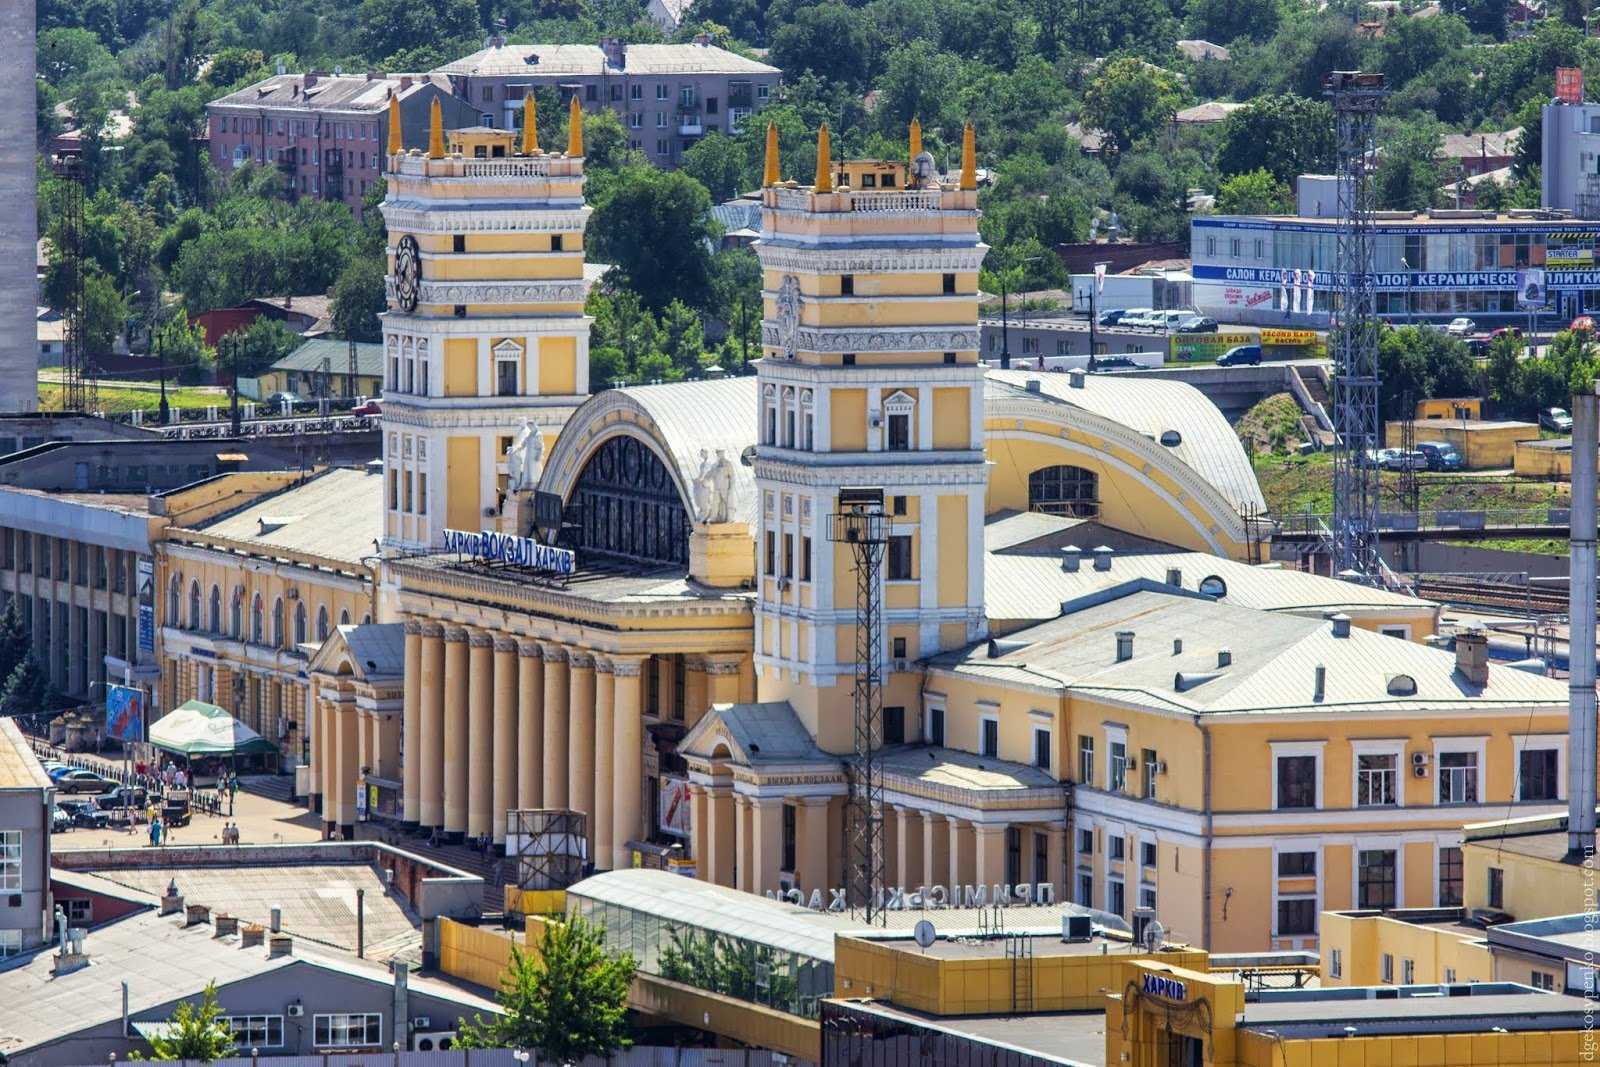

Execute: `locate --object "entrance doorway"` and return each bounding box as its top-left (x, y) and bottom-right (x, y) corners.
top-left (1165, 1034), bottom-right (1203, 1067)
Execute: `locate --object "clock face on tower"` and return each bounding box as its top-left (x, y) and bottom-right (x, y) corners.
top-left (394, 234), bottom-right (421, 312)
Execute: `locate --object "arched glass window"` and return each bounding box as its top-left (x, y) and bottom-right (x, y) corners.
top-left (339, 609), bottom-right (350, 627)
top-left (570, 434), bottom-right (690, 567)
top-left (294, 603), bottom-right (307, 644)
top-left (272, 598), bottom-right (285, 647)
top-left (1027, 465), bottom-right (1099, 519)
top-left (316, 606), bottom-right (329, 641)
top-left (230, 587), bottom-right (244, 637)
top-left (361, 613), bottom-right (372, 625)
top-left (168, 576), bottom-right (181, 624)
top-left (208, 585), bottom-right (222, 633)
top-left (251, 594), bottom-right (264, 644)
top-left (188, 581), bottom-right (201, 629)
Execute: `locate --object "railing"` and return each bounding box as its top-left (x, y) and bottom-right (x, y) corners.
top-left (1275, 507), bottom-right (1571, 537)
top-left (462, 157), bottom-right (551, 177)
top-left (850, 189), bottom-right (942, 213)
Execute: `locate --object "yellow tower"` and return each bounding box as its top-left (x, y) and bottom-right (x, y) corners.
top-left (380, 127), bottom-right (592, 551)
top-left (752, 127), bottom-right (987, 751)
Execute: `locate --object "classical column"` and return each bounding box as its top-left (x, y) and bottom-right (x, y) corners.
top-left (975, 824), bottom-right (1007, 888)
top-left (567, 651), bottom-right (596, 850)
top-left (401, 621), bottom-right (422, 826)
top-left (356, 708), bottom-right (372, 785)
top-left (378, 712), bottom-right (399, 782)
top-left (752, 797), bottom-right (784, 893)
top-left (418, 623), bottom-right (445, 829)
top-left (316, 698), bottom-right (333, 825)
top-left (882, 804), bottom-right (900, 887)
top-left (492, 636), bottom-right (519, 845)
top-left (705, 785), bottom-right (735, 886)
top-left (1044, 822), bottom-right (1066, 900)
top-left (798, 796), bottom-right (830, 895)
top-left (611, 656), bottom-right (645, 871)
top-left (592, 658), bottom-right (616, 869)
top-left (950, 819), bottom-right (976, 887)
top-left (336, 703), bottom-right (358, 837)
top-left (734, 793), bottom-right (752, 893)
top-left (896, 807), bottom-right (923, 892)
top-left (689, 784), bottom-right (709, 879)
top-left (923, 812), bottom-right (948, 892)
top-left (467, 632), bottom-right (494, 840)
top-left (442, 626), bottom-right (469, 838)
top-left (684, 657), bottom-right (709, 727)
top-left (516, 640), bottom-right (544, 809)
top-left (703, 654), bottom-right (743, 720)
top-left (541, 644), bottom-right (569, 808)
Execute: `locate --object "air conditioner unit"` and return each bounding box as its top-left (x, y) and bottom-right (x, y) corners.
top-left (892, 658), bottom-right (909, 672)
top-left (413, 1032), bottom-right (457, 1053)
top-left (1156, 760), bottom-right (1168, 775)
top-left (410, 1017), bottom-right (431, 1031)
top-left (1411, 751), bottom-right (1430, 778)
top-left (286, 1004), bottom-right (304, 1018)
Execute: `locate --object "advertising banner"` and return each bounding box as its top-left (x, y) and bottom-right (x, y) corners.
top-left (1547, 240), bottom-right (1595, 268)
top-left (1260, 328), bottom-right (1320, 346)
top-left (658, 777), bottom-right (691, 837)
top-left (106, 684), bottom-right (144, 743)
top-left (1222, 285), bottom-right (1276, 310)
top-left (137, 557), bottom-right (155, 654)
top-left (1517, 268), bottom-right (1547, 308)
top-left (1558, 66), bottom-right (1584, 105)
top-left (1170, 332), bottom-right (1255, 362)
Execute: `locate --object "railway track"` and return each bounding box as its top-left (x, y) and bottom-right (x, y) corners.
top-left (1413, 576), bottom-right (1571, 615)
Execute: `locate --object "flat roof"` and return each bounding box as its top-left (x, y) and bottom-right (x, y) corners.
top-left (1489, 913), bottom-right (1600, 960)
top-left (1464, 822), bottom-right (1596, 866)
top-left (826, 1000), bottom-right (1105, 1066)
top-left (1239, 984), bottom-right (1591, 1038)
top-left (189, 466), bottom-right (383, 567)
top-left (1202, 212), bottom-right (1584, 228)
top-left (0, 717), bottom-right (51, 790)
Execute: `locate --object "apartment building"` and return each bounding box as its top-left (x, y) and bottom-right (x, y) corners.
top-left (433, 36), bottom-right (779, 168)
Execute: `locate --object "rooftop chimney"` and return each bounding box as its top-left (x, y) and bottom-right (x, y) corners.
top-left (240, 924), bottom-right (265, 948)
top-left (1069, 369), bottom-right (1086, 389)
top-left (693, 32), bottom-right (713, 45)
top-left (214, 914), bottom-right (239, 938)
top-left (185, 904), bottom-right (211, 927)
top-left (1217, 648), bottom-right (1231, 668)
top-left (1172, 638), bottom-right (1183, 655)
top-left (1115, 630), bottom-right (1134, 662)
top-left (1165, 567), bottom-right (1182, 588)
top-left (303, 72), bottom-right (319, 89)
top-left (1092, 545), bottom-right (1113, 571)
top-left (160, 882), bottom-right (184, 916)
top-left (1025, 377), bottom-right (1042, 393)
top-left (1329, 613), bottom-right (1351, 638)
top-left (1569, 386), bottom-right (1598, 857)
top-left (270, 905), bottom-right (282, 933)
top-left (1061, 546), bottom-right (1081, 572)
top-left (267, 934), bottom-right (293, 958)
top-left (1455, 626), bottom-right (1490, 687)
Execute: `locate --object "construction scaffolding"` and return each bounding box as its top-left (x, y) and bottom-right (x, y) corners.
top-left (1324, 70), bottom-right (1388, 581)
top-left (507, 808), bottom-right (588, 890)
top-left (829, 486), bottom-right (888, 924)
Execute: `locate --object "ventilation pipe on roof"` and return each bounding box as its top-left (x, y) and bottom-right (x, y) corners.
top-left (1570, 385), bottom-right (1598, 858)
top-left (1217, 648), bottom-right (1232, 668)
top-left (1329, 613), bottom-right (1351, 638)
top-left (1093, 546), bottom-right (1113, 571)
top-left (1455, 626), bottom-right (1490, 687)
top-left (988, 638), bottom-right (1029, 659)
top-left (1069, 370), bottom-right (1086, 389)
top-left (1115, 630), bottom-right (1134, 662)
top-left (1025, 377), bottom-right (1042, 393)
top-left (1175, 670), bottom-right (1223, 692)
top-left (1165, 567), bottom-right (1182, 588)
top-left (1313, 664), bottom-right (1326, 701)
top-left (1061, 546), bottom-right (1081, 572)
top-left (1173, 638), bottom-right (1183, 656)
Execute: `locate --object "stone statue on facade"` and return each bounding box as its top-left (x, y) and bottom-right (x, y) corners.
top-left (506, 418), bottom-right (543, 493)
top-left (693, 447), bottom-right (736, 523)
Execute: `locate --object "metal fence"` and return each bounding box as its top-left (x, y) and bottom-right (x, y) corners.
top-left (1276, 508), bottom-right (1571, 537)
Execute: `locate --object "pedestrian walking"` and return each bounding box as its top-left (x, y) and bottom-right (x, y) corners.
top-left (149, 815), bottom-right (162, 847)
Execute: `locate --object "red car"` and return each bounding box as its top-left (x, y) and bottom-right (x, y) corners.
top-left (1489, 326), bottom-right (1522, 339)
top-left (351, 400), bottom-right (382, 416)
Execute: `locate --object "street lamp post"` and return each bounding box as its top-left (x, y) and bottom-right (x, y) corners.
top-left (227, 335), bottom-right (241, 437)
top-left (155, 335), bottom-right (170, 426)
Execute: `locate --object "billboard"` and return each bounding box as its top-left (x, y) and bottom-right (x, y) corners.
top-left (1260, 328), bottom-right (1320, 347)
top-left (1558, 66), bottom-right (1584, 105)
top-left (1517, 268), bottom-right (1547, 308)
top-left (658, 777), bottom-right (691, 837)
top-left (137, 557), bottom-right (155, 653)
top-left (1169, 332), bottom-right (1255, 362)
top-left (106, 684), bottom-right (144, 743)
top-left (1221, 285), bottom-right (1276, 310)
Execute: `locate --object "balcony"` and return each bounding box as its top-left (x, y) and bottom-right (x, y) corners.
top-left (677, 112), bottom-right (704, 136)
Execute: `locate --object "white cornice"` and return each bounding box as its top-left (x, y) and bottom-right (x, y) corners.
top-left (760, 323), bottom-right (979, 352)
top-left (754, 245), bottom-right (988, 274)
top-left (381, 206), bottom-right (592, 233)
top-left (756, 360), bottom-right (983, 386)
top-left (381, 314), bottom-right (590, 335)
top-left (385, 277), bottom-right (588, 305)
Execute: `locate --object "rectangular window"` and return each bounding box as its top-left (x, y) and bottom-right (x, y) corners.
top-left (1109, 740), bottom-right (1128, 792)
top-left (1034, 830), bottom-right (1049, 885)
top-left (1034, 728), bottom-right (1051, 770)
top-left (1141, 748), bottom-right (1157, 799)
top-left (586, 84), bottom-right (597, 101)
top-left (980, 717), bottom-right (998, 758)
top-left (656, 84), bottom-right (668, 100)
top-left (1358, 848), bottom-right (1397, 909)
top-left (1078, 872), bottom-right (1094, 906)
top-left (62, 897), bottom-right (91, 923)
top-left (1276, 755), bottom-right (1317, 809)
top-left (942, 272), bottom-right (956, 294)
top-left (224, 1016), bottom-right (285, 1049)
top-left (497, 359), bottom-right (518, 397)
top-left (1078, 736), bottom-right (1094, 785)
top-left (1531, 970), bottom-right (1556, 991)
top-left (452, 233), bottom-right (466, 253)
top-left (1109, 835), bottom-right (1125, 860)
top-left (0, 930), bottom-right (19, 959)
top-left (1488, 866), bottom-right (1504, 909)
top-left (1006, 827), bottom-right (1023, 885)
top-left (781, 803), bottom-right (796, 872)
top-left (886, 412), bottom-right (911, 451)
top-left (630, 84), bottom-right (643, 100)
top-left (1519, 747), bottom-right (1559, 801)
top-left (1438, 845), bottom-right (1463, 906)
top-left (417, 473), bottom-right (428, 515)
top-left (782, 533), bottom-right (794, 578)
top-left (1108, 878), bottom-right (1125, 917)
top-left (841, 274), bottom-right (854, 295)
top-left (892, 636), bottom-right (906, 659)
top-left (1439, 750), bottom-right (1479, 804)
top-left (1402, 958), bottom-right (1415, 984)
top-left (1277, 897), bottom-right (1317, 936)
top-left (0, 830), bottom-right (19, 890)
top-left (1078, 828), bottom-right (1093, 855)
top-left (764, 531), bottom-right (775, 575)
top-left (1140, 840), bottom-right (1156, 867)
top-left (552, 234), bottom-right (565, 252)
top-left (1381, 953), bottom-right (1395, 983)
top-left (800, 536), bottom-right (812, 581)
top-left (1278, 851), bottom-right (1317, 877)
top-left (926, 705), bottom-right (944, 745)
top-left (1330, 948), bottom-right (1343, 979)
top-left (891, 495), bottom-right (907, 516)
top-left (887, 535), bottom-right (913, 580)
top-left (1356, 753), bottom-right (1398, 807)
top-left (313, 1014), bottom-right (382, 1049)
top-left (883, 706), bottom-right (904, 745)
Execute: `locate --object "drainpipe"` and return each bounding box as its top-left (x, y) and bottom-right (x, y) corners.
top-left (1198, 714), bottom-right (1214, 947)
top-left (1569, 386), bottom-right (1598, 859)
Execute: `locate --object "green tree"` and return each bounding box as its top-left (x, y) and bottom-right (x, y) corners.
top-left (82, 270), bottom-right (129, 358)
top-left (203, 48), bottom-right (268, 90)
top-left (0, 601), bottom-right (31, 686)
top-left (659, 299), bottom-right (707, 375)
top-left (457, 918), bottom-right (635, 1063)
top-left (588, 167), bottom-right (718, 312)
top-left (680, 133), bottom-right (751, 203)
top-left (1185, 0), bottom-right (1281, 44)
top-left (152, 313), bottom-right (215, 385)
top-left (144, 982), bottom-right (234, 1062)
top-left (37, 27), bottom-right (117, 88)
top-left (769, 3), bottom-right (877, 89)
top-left (1214, 169), bottom-right (1291, 214)
top-left (1216, 95), bottom-right (1334, 183)
top-left (233, 318), bottom-right (301, 378)
top-left (354, 0), bottom-right (481, 66)
top-left (0, 657), bottom-right (54, 719)
top-left (1080, 57), bottom-right (1190, 158)
top-left (1377, 325), bottom-right (1476, 417)
top-left (331, 257), bottom-right (387, 343)
top-left (1485, 332), bottom-right (1525, 410)
top-left (1375, 118), bottom-right (1444, 212)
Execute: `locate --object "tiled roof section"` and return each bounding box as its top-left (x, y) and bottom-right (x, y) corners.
top-left (1440, 128), bottom-right (1522, 158)
top-left (1174, 100), bottom-right (1244, 123)
top-left (681, 701), bottom-right (830, 764)
top-left (435, 42), bottom-right (779, 78)
top-left (272, 338), bottom-right (385, 377)
top-left (209, 73), bottom-right (451, 112)
top-left (984, 368), bottom-right (1268, 515)
top-left (1176, 40), bottom-right (1232, 62)
top-left (937, 587), bottom-right (1566, 715)
top-left (193, 467), bottom-right (384, 566)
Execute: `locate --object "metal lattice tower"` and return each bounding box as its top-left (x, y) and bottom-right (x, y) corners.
top-left (50, 149), bottom-right (90, 414)
top-left (1324, 71), bottom-right (1387, 581)
top-left (829, 487), bottom-right (888, 924)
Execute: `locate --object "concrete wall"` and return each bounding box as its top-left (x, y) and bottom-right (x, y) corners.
top-left (0, 0), bottom-right (37, 412)
top-left (0, 783), bottom-right (51, 954)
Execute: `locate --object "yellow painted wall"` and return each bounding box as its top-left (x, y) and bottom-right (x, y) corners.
top-left (538, 336), bottom-right (577, 395)
top-left (1383, 421), bottom-right (1539, 469)
top-left (932, 387), bottom-right (970, 450)
top-left (443, 338), bottom-right (478, 397)
top-left (936, 495), bottom-right (967, 608)
top-left (1318, 911), bottom-right (1492, 987)
top-left (831, 390), bottom-right (867, 452)
top-left (426, 255), bottom-right (584, 281)
top-left (446, 437), bottom-right (480, 531)
top-left (1514, 441), bottom-right (1571, 479)
top-left (1417, 397), bottom-right (1482, 420)
top-left (438, 917), bottom-right (515, 991)
top-left (1235, 1027), bottom-right (1590, 1067)
top-left (1463, 838), bottom-right (1589, 919)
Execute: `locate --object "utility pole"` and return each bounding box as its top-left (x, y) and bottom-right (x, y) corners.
top-left (1000, 275), bottom-right (1011, 369)
top-left (227, 334), bottom-right (241, 436)
top-left (156, 334), bottom-right (170, 425)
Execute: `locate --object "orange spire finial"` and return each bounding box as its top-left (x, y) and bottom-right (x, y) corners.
top-left (814, 123), bottom-right (833, 193)
top-left (387, 92), bottom-right (402, 155)
top-left (909, 117), bottom-right (922, 159)
top-left (960, 122), bottom-right (976, 190)
top-left (521, 93), bottom-right (539, 155)
top-left (427, 96), bottom-right (444, 159)
top-left (567, 95), bottom-right (583, 157)
top-left (762, 122), bottom-right (780, 186)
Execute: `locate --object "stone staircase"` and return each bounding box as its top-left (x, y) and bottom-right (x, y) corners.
top-left (358, 825), bottom-right (510, 914)
top-left (238, 773), bottom-right (294, 803)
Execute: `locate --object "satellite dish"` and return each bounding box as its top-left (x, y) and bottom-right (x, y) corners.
top-left (1142, 918), bottom-right (1166, 952)
top-left (913, 919), bottom-right (937, 949)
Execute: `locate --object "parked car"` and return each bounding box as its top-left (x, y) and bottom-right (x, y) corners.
top-left (351, 399), bottom-right (382, 416)
top-left (1216, 344), bottom-right (1262, 366)
top-left (1173, 315), bottom-right (1218, 333)
top-left (1096, 308), bottom-right (1129, 327)
top-left (1417, 441), bottom-right (1463, 471)
top-left (1541, 406), bottom-right (1574, 432)
top-left (1445, 317), bottom-right (1477, 337)
top-left (1368, 448), bottom-right (1401, 469)
top-left (1154, 310), bottom-right (1194, 330)
top-left (95, 785), bottom-right (148, 812)
top-left (1465, 337), bottom-right (1491, 359)
top-left (1088, 355), bottom-right (1139, 371)
top-left (265, 391), bottom-right (301, 409)
top-left (51, 768), bottom-right (116, 794)
top-left (58, 798), bottom-right (110, 829)
top-left (1489, 326), bottom-right (1522, 340)
top-left (1118, 308), bottom-right (1157, 328)
top-left (1383, 450), bottom-right (1429, 471)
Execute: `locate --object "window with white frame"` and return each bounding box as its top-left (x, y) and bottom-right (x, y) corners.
top-left (1272, 742), bottom-right (1323, 810)
top-left (1438, 747), bottom-right (1480, 804)
top-left (1077, 827), bottom-right (1093, 855)
top-left (882, 391), bottom-right (915, 451)
top-left (1401, 958), bottom-right (1415, 984)
top-left (1106, 727), bottom-right (1129, 792)
top-left (224, 1016), bottom-right (285, 1048)
top-left (1139, 885), bottom-right (1156, 910)
top-left (1444, 967), bottom-right (1456, 984)
top-left (1109, 834), bottom-right (1125, 860)
top-left (1330, 948), bottom-right (1343, 978)
top-left (0, 929), bottom-right (19, 958)
top-left (1277, 896), bottom-right (1317, 936)
top-left (1107, 876), bottom-right (1125, 917)
top-left (0, 829), bottom-right (19, 890)
top-left (1379, 625), bottom-right (1412, 639)
top-left (1033, 727), bottom-right (1051, 770)
top-left (1381, 953), bottom-right (1394, 983)
top-left (313, 1013), bottom-right (382, 1048)
top-left (1515, 736), bottom-right (1562, 802)
top-left (62, 897), bottom-right (91, 923)
top-left (1078, 735), bottom-right (1094, 785)
top-left (1354, 745), bottom-right (1400, 807)
top-left (979, 715), bottom-right (999, 758)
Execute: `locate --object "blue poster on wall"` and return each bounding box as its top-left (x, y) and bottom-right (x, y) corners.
top-left (106, 684), bottom-right (144, 743)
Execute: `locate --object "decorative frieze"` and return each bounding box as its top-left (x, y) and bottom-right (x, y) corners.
top-left (759, 323), bottom-right (979, 352)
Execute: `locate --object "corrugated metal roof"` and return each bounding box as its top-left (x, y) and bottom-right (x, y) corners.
top-left (435, 43), bottom-right (779, 78)
top-left (984, 369), bottom-right (1267, 516)
top-left (209, 73), bottom-right (452, 112)
top-left (340, 623), bottom-right (404, 676)
top-left (616, 376), bottom-right (759, 527)
top-left (272, 338), bottom-right (384, 377)
top-left (196, 467), bottom-right (383, 566)
top-left (872, 744), bottom-right (1058, 791)
top-left (939, 588), bottom-right (1564, 715)
top-left (681, 700), bottom-right (828, 763)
